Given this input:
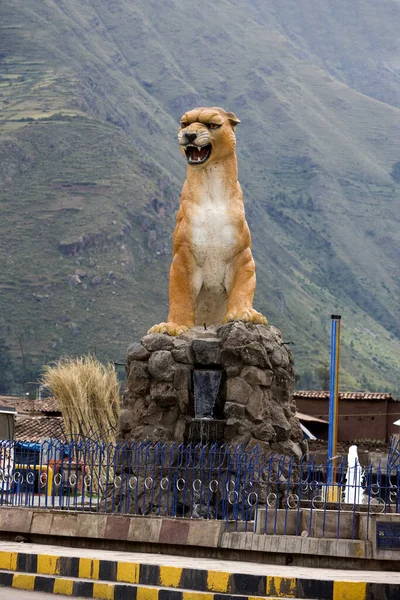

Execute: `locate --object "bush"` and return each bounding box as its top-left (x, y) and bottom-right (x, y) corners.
top-left (42, 354), bottom-right (120, 444)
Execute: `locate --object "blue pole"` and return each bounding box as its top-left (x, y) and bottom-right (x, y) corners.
top-left (328, 315), bottom-right (341, 485)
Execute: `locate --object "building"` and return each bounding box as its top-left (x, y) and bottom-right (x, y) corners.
top-left (0, 396), bottom-right (63, 442)
top-left (294, 391), bottom-right (399, 443)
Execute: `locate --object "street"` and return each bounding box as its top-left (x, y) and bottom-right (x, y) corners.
top-left (0, 589), bottom-right (86, 599)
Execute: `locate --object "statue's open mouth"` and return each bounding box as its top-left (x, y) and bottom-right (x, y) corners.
top-left (185, 144), bottom-right (212, 164)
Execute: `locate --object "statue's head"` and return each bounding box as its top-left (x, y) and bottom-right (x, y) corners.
top-left (178, 106), bottom-right (240, 167)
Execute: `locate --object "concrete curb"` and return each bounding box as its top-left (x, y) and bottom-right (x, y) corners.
top-left (0, 572), bottom-right (269, 599)
top-left (0, 549), bottom-right (399, 599)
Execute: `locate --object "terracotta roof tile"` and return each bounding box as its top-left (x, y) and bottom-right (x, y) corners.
top-left (0, 396), bottom-right (60, 414)
top-left (15, 416), bottom-right (64, 442)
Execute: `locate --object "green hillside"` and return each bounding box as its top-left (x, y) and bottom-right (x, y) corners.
top-left (1, 0), bottom-right (400, 394)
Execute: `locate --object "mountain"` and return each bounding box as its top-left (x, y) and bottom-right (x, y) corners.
top-left (1, 0), bottom-right (400, 394)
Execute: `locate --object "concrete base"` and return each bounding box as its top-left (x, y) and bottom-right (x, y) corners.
top-left (1, 507), bottom-right (400, 573)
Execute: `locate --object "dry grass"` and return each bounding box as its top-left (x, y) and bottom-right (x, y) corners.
top-left (41, 354), bottom-right (120, 444)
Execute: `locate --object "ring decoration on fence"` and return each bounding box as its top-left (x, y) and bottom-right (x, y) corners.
top-left (286, 493), bottom-right (299, 509)
top-left (209, 479), bottom-right (219, 492)
top-left (247, 491), bottom-right (258, 507)
top-left (26, 471), bottom-right (35, 485)
top-left (192, 479), bottom-right (202, 492)
top-left (176, 478), bottom-right (185, 491)
top-left (144, 476), bottom-right (153, 490)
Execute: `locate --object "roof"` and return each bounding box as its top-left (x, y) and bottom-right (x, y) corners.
top-left (296, 411), bottom-right (328, 424)
top-left (294, 391), bottom-right (398, 401)
top-left (0, 396), bottom-right (62, 442)
top-left (15, 416), bottom-right (64, 442)
top-left (0, 396), bottom-right (60, 414)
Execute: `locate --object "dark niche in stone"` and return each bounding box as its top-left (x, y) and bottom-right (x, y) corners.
top-left (187, 368), bottom-right (226, 444)
top-left (193, 369), bottom-right (223, 418)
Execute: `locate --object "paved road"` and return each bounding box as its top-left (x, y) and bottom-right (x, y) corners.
top-left (0, 589), bottom-right (87, 599)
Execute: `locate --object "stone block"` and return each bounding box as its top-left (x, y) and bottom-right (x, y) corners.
top-left (224, 419), bottom-right (239, 440)
top-left (224, 402), bottom-right (245, 420)
top-left (160, 406), bottom-right (179, 427)
top-left (141, 334), bottom-right (175, 352)
top-left (301, 510), bottom-right (356, 540)
top-left (159, 519), bottom-right (190, 545)
top-left (104, 516), bottom-right (130, 540)
top-left (245, 387), bottom-right (264, 422)
top-left (76, 514), bottom-right (107, 539)
top-left (336, 540), bottom-right (349, 557)
top-left (269, 326), bottom-right (283, 342)
top-left (31, 511), bottom-right (54, 535)
top-left (119, 408), bottom-right (135, 433)
top-left (187, 520), bottom-right (223, 548)
top-left (270, 346), bottom-right (284, 367)
top-left (127, 517), bottom-right (162, 543)
top-left (174, 419), bottom-right (186, 441)
top-left (244, 532), bottom-right (253, 550)
top-left (220, 347), bottom-right (241, 367)
top-left (148, 351), bottom-right (176, 381)
top-left (270, 402), bottom-right (291, 441)
top-left (255, 509), bottom-right (297, 535)
top-left (240, 366), bottom-right (273, 386)
top-left (191, 339), bottom-right (220, 364)
top-left (177, 389), bottom-right (189, 413)
top-left (253, 421), bottom-right (276, 442)
top-left (240, 343), bottom-right (270, 368)
top-left (171, 342), bottom-right (193, 364)
top-left (217, 321), bottom-right (258, 345)
top-left (128, 361), bottom-right (150, 395)
top-left (219, 532), bottom-right (230, 548)
top-left (346, 540), bottom-right (367, 559)
top-left (226, 365), bottom-right (241, 377)
top-left (173, 366), bottom-right (191, 391)
top-left (150, 382), bottom-right (177, 406)
top-left (127, 342), bottom-right (150, 362)
top-left (286, 536), bottom-right (302, 555)
top-left (226, 377), bottom-right (252, 404)
top-left (50, 512), bottom-right (78, 537)
top-left (0, 508), bottom-right (33, 533)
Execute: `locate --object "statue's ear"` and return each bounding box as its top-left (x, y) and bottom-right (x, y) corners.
top-left (226, 111), bottom-right (240, 128)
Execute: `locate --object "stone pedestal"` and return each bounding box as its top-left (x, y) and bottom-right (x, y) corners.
top-left (120, 322), bottom-right (305, 459)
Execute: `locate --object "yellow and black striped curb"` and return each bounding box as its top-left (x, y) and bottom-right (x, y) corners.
top-left (1, 572), bottom-right (397, 600)
top-left (0, 550), bottom-right (399, 599)
top-left (0, 572), bottom-right (267, 599)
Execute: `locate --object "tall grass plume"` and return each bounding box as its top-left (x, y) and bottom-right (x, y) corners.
top-left (42, 354), bottom-right (120, 444)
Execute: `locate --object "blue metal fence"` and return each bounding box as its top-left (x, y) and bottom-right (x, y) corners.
top-left (0, 438), bottom-right (398, 540)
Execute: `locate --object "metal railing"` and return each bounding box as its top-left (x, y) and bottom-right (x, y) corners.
top-left (0, 438), bottom-right (398, 540)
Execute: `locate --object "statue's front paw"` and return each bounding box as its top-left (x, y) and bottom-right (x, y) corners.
top-left (224, 308), bottom-right (268, 326)
top-left (147, 322), bottom-right (189, 336)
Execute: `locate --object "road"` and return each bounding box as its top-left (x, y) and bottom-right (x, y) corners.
top-left (0, 589), bottom-right (87, 599)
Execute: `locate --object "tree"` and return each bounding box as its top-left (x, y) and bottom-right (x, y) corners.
top-left (315, 362), bottom-right (330, 390)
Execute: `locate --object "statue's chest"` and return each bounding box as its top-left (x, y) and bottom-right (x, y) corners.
top-left (190, 190), bottom-right (235, 264)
